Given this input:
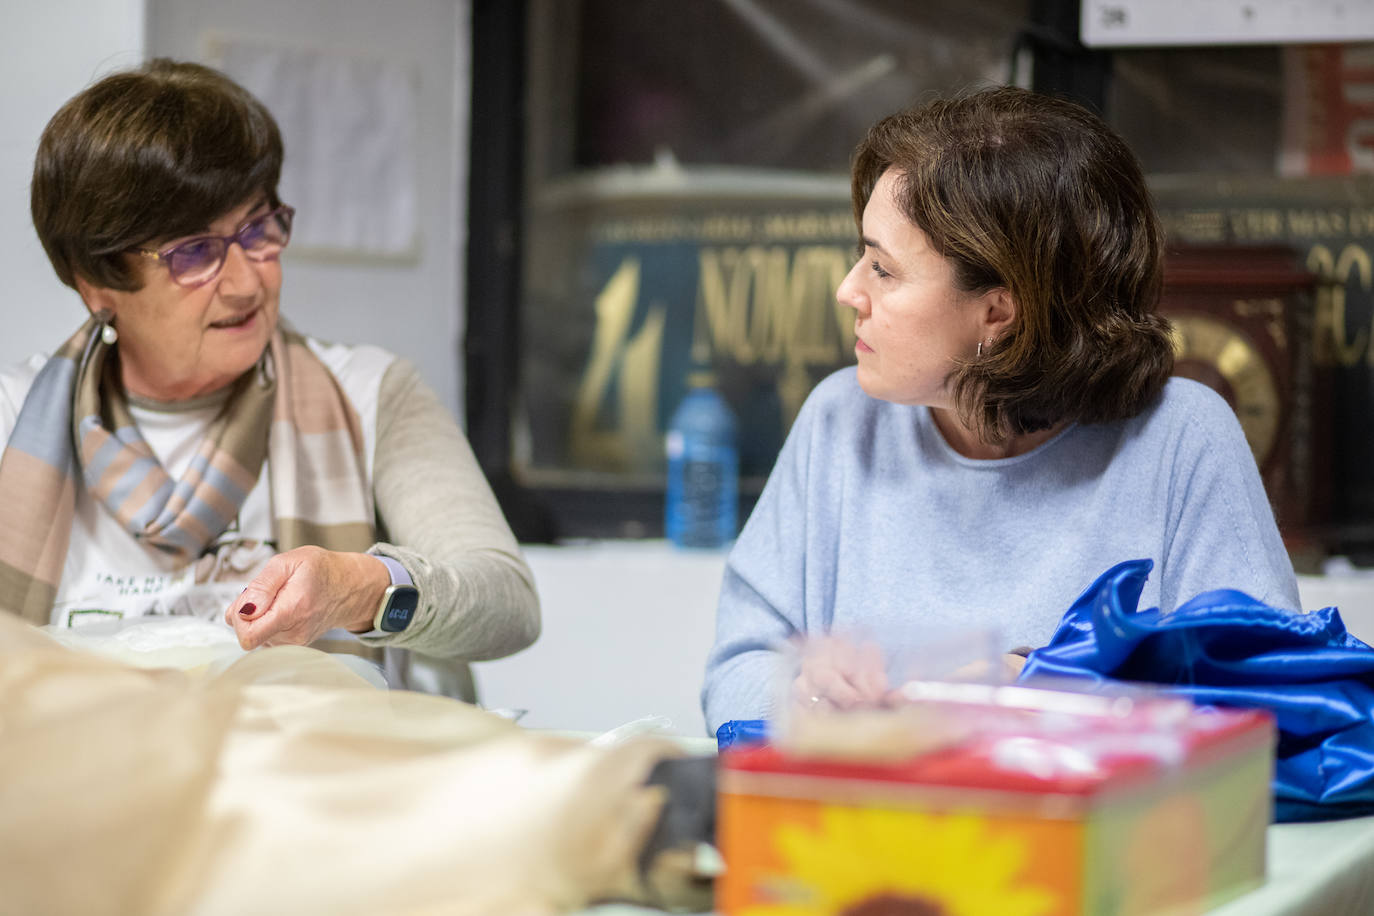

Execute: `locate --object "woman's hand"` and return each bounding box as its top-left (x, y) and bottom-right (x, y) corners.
top-left (945, 651), bottom-right (1028, 683)
top-left (792, 645), bottom-right (1031, 713)
top-left (224, 546), bottom-right (391, 649)
top-left (1002, 651), bottom-right (1028, 679)
top-left (790, 636), bottom-right (890, 712)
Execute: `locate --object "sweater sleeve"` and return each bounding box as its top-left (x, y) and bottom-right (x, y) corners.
top-left (357, 360), bottom-right (540, 660)
top-left (700, 387), bottom-right (823, 735)
top-left (1157, 383), bottom-right (1301, 614)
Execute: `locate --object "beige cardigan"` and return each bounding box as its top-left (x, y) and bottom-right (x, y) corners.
top-left (357, 359), bottom-right (540, 696)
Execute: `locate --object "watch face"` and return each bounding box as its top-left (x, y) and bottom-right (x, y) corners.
top-left (1170, 313), bottom-right (1281, 468)
top-left (379, 586), bottom-right (420, 632)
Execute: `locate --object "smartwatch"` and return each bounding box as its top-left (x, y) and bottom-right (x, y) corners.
top-left (372, 555), bottom-right (420, 633)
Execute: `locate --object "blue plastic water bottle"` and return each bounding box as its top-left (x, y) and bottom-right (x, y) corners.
top-left (665, 372), bottom-right (738, 548)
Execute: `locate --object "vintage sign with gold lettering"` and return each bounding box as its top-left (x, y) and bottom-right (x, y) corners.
top-left (518, 173), bottom-right (857, 486)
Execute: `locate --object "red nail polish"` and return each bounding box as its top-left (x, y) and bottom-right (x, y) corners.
top-left (239, 603), bottom-right (257, 617)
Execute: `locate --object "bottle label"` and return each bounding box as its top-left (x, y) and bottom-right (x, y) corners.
top-left (666, 445), bottom-right (738, 548)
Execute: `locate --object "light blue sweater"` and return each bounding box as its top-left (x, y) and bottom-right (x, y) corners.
top-left (701, 369), bottom-right (1301, 734)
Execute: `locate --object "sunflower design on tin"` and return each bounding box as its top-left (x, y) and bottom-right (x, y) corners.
top-left (742, 806), bottom-right (1058, 916)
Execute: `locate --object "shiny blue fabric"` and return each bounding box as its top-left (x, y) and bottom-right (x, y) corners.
top-left (1021, 558), bottom-right (1374, 822)
top-left (716, 718), bottom-right (769, 751)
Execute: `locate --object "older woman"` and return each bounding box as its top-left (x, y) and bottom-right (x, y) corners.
top-left (0, 59), bottom-right (538, 694)
top-left (701, 87), bottom-right (1301, 732)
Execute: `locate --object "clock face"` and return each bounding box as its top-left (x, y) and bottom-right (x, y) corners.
top-left (1169, 313), bottom-right (1281, 468)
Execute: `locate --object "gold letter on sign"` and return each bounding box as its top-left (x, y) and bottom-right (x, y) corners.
top-left (695, 245), bottom-right (854, 426)
top-left (571, 257), bottom-right (665, 470)
top-left (1308, 243), bottom-right (1371, 369)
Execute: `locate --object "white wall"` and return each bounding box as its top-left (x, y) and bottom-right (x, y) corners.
top-left (1, 0), bottom-right (468, 418)
top-left (474, 543), bottom-right (728, 737)
top-left (3, 2), bottom-right (146, 370)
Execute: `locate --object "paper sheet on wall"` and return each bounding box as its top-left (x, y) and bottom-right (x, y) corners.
top-left (210, 36), bottom-right (420, 259)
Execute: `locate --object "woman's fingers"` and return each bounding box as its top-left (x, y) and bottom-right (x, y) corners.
top-left (794, 636), bottom-right (890, 709)
top-left (223, 548), bottom-right (388, 650)
top-left (808, 665), bottom-right (866, 708)
top-left (792, 640), bottom-right (1028, 715)
top-left (1002, 652), bottom-right (1028, 679)
top-left (224, 549), bottom-right (314, 649)
top-left (854, 641), bottom-right (889, 699)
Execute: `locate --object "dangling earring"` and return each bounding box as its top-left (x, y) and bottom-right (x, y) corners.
top-left (95, 309), bottom-right (118, 345)
top-left (976, 340), bottom-right (984, 358)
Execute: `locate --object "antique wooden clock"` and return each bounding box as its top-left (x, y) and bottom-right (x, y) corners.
top-left (1160, 246), bottom-right (1330, 560)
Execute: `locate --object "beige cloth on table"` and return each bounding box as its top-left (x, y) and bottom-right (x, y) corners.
top-left (0, 612), bottom-right (703, 915)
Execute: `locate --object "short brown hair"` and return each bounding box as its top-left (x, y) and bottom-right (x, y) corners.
top-left (31, 58), bottom-right (283, 292)
top-left (851, 86), bottom-right (1174, 442)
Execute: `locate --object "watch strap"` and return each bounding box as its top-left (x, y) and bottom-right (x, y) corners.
top-left (374, 554), bottom-right (413, 588)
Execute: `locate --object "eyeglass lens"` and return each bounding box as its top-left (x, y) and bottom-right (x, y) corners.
top-left (166, 207), bottom-right (293, 287)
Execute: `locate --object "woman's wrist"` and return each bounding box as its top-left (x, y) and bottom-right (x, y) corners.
top-left (346, 552), bottom-right (393, 632)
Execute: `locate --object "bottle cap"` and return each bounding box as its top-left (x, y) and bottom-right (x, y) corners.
top-left (687, 369), bottom-right (717, 388)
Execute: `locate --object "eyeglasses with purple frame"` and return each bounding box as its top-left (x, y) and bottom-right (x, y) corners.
top-left (132, 205), bottom-right (296, 288)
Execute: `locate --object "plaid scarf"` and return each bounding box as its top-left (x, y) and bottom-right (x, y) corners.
top-left (0, 316), bottom-right (377, 624)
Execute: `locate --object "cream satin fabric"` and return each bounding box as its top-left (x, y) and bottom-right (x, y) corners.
top-left (0, 612), bottom-right (692, 915)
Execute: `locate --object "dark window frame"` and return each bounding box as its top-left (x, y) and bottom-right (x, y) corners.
top-left (464, 0), bottom-right (1103, 543)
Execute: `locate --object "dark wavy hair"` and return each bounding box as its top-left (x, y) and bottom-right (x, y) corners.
top-left (851, 86), bottom-right (1174, 442)
top-left (31, 58), bottom-right (283, 292)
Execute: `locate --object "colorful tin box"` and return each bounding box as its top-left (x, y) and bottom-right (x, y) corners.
top-left (717, 686), bottom-right (1274, 915)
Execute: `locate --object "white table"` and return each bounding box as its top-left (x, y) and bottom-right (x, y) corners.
top-left (577, 814), bottom-right (1374, 915)
top-left (1209, 815), bottom-right (1374, 915)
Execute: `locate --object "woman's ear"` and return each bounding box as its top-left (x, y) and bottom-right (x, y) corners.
top-left (73, 276), bottom-right (119, 319)
top-left (980, 287), bottom-right (1017, 338)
